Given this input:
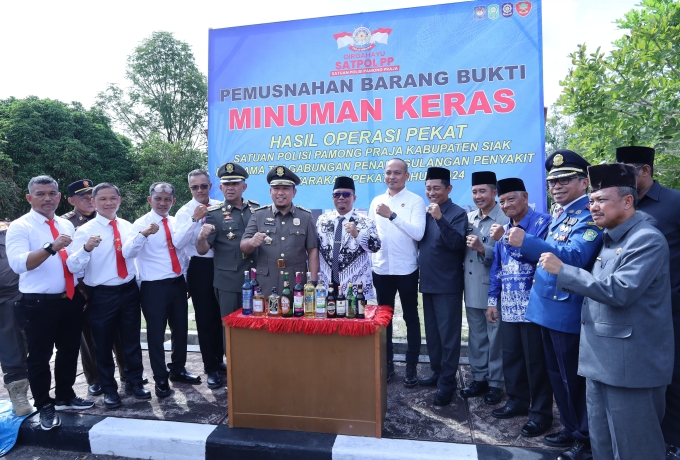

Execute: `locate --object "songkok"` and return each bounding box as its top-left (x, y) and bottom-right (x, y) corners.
top-left (333, 176), bottom-right (355, 191)
top-left (615, 146), bottom-right (655, 166)
top-left (545, 150), bottom-right (589, 180)
top-left (588, 164), bottom-right (637, 191)
top-left (267, 165), bottom-right (300, 186)
top-left (425, 167), bottom-right (450, 181)
top-left (471, 171), bottom-right (497, 186)
top-left (68, 180), bottom-right (93, 197)
top-left (496, 178), bottom-right (526, 196)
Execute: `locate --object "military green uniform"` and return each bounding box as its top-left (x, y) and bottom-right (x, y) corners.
top-left (61, 209), bottom-right (96, 228)
top-left (205, 198), bottom-right (259, 317)
top-left (242, 204), bottom-right (318, 297)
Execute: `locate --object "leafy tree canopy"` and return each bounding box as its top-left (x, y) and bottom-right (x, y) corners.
top-left (97, 31), bottom-right (207, 151)
top-left (557, 0), bottom-right (680, 189)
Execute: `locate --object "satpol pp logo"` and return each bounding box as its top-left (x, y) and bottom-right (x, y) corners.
top-left (333, 26), bottom-right (392, 52)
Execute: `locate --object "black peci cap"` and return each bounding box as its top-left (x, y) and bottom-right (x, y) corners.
top-left (425, 167), bottom-right (450, 181)
top-left (333, 176), bottom-right (355, 191)
top-left (615, 146), bottom-right (655, 166)
top-left (68, 179), bottom-right (94, 197)
top-left (545, 149), bottom-right (589, 180)
top-left (266, 165), bottom-right (300, 186)
top-left (216, 162), bottom-right (249, 183)
top-left (496, 178), bottom-right (526, 196)
top-left (588, 164), bottom-right (637, 191)
top-left (471, 171), bottom-right (497, 186)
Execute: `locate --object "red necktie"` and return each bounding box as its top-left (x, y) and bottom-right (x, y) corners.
top-left (109, 220), bottom-right (128, 279)
top-left (161, 218), bottom-right (181, 274)
top-left (45, 220), bottom-right (75, 299)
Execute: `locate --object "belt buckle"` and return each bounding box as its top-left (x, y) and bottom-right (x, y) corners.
top-left (277, 259), bottom-right (286, 268)
top-left (61, 292), bottom-right (67, 299)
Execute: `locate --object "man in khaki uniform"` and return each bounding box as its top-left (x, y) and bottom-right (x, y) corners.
top-left (241, 165), bottom-right (319, 296)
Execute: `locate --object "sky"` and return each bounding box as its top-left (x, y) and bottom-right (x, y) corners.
top-left (0, 0), bottom-right (638, 109)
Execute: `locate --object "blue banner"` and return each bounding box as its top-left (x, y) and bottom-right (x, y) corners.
top-left (208, 0), bottom-right (546, 213)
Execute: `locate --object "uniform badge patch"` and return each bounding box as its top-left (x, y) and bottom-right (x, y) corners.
top-left (583, 229), bottom-right (598, 242)
top-left (293, 218), bottom-right (300, 226)
top-left (226, 163), bottom-right (234, 173)
top-left (553, 153), bottom-right (564, 166)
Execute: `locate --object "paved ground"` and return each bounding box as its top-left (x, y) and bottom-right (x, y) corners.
top-left (3, 445), bottom-right (135, 459)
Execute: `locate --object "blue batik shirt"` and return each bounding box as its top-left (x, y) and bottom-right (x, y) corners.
top-left (487, 207), bottom-right (551, 322)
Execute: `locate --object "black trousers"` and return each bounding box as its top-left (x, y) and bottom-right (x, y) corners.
top-left (87, 280), bottom-right (144, 394)
top-left (422, 292), bottom-right (463, 395)
top-left (80, 312), bottom-right (127, 385)
top-left (140, 276), bottom-right (188, 382)
top-left (373, 270), bottom-right (421, 366)
top-left (542, 326), bottom-right (588, 441)
top-left (502, 321), bottom-right (553, 423)
top-left (662, 309), bottom-right (680, 446)
top-left (187, 257), bottom-right (224, 373)
top-left (15, 293), bottom-right (84, 409)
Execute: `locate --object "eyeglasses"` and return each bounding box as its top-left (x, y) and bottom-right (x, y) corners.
top-left (332, 191), bottom-right (354, 198)
top-left (190, 184), bottom-right (210, 191)
top-left (547, 177), bottom-right (578, 188)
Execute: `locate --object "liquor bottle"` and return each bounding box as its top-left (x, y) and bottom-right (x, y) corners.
top-left (268, 287), bottom-right (280, 316)
top-left (281, 272), bottom-right (293, 317)
top-left (356, 282), bottom-right (366, 319)
top-left (304, 272), bottom-right (315, 318)
top-left (253, 286), bottom-right (265, 316)
top-left (326, 283), bottom-right (336, 318)
top-left (293, 272), bottom-right (304, 317)
top-left (250, 268), bottom-right (259, 291)
top-left (346, 283), bottom-right (356, 319)
top-left (242, 271), bottom-right (253, 315)
top-left (336, 284), bottom-right (347, 318)
top-left (315, 274), bottom-right (326, 319)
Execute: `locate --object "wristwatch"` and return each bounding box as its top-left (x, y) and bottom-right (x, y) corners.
top-left (389, 212), bottom-right (397, 221)
top-left (43, 242), bottom-right (56, 256)
top-left (191, 217), bottom-right (199, 223)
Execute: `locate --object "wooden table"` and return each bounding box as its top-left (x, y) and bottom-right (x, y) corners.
top-left (224, 307), bottom-right (390, 438)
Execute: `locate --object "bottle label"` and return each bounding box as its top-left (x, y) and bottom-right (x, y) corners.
top-left (358, 300), bottom-right (366, 315)
top-left (337, 300), bottom-right (347, 315)
top-left (294, 294), bottom-right (304, 313)
top-left (327, 300), bottom-right (336, 314)
top-left (281, 297), bottom-right (291, 314)
top-left (269, 298), bottom-right (279, 315)
top-left (315, 296), bottom-right (326, 313)
top-left (253, 299), bottom-right (264, 313)
top-left (242, 290), bottom-right (252, 311)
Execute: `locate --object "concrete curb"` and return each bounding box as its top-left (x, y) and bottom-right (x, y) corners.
top-left (17, 412), bottom-right (558, 459)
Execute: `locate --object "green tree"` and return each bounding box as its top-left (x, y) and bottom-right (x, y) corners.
top-left (97, 31), bottom-right (207, 151)
top-left (557, 0), bottom-right (680, 189)
top-left (0, 97), bottom-right (134, 218)
top-left (545, 106), bottom-right (576, 154)
top-left (119, 133), bottom-right (207, 220)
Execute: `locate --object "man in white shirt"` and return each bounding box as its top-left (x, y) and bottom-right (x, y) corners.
top-left (316, 176), bottom-right (381, 297)
top-left (122, 182), bottom-right (199, 399)
top-left (175, 169), bottom-right (224, 390)
top-left (6, 175), bottom-right (94, 431)
top-left (369, 159), bottom-right (426, 386)
top-left (66, 183), bottom-right (150, 409)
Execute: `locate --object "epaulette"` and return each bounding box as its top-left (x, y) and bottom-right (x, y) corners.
top-left (253, 204), bottom-right (271, 212)
top-left (207, 203), bottom-right (222, 212)
top-left (295, 205), bottom-right (312, 213)
top-left (247, 200), bottom-right (260, 208)
top-left (61, 211), bottom-right (75, 219)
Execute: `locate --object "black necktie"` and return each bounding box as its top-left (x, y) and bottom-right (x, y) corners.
top-left (332, 216), bottom-right (345, 285)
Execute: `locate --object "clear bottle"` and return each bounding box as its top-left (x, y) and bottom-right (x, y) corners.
top-left (346, 283), bottom-right (356, 319)
top-left (241, 271), bottom-right (253, 315)
top-left (268, 287), bottom-right (280, 316)
top-left (253, 286), bottom-right (265, 316)
top-left (326, 283), bottom-right (336, 318)
top-left (281, 272), bottom-right (293, 317)
top-left (336, 284), bottom-right (347, 318)
top-left (315, 274), bottom-right (327, 319)
top-left (356, 282), bottom-right (366, 319)
top-left (304, 272), bottom-right (315, 318)
top-left (293, 272), bottom-right (304, 317)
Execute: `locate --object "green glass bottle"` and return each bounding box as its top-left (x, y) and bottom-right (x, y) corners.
top-left (281, 272), bottom-right (294, 317)
top-left (346, 283), bottom-right (356, 319)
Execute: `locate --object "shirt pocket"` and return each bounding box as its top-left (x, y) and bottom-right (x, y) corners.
top-left (289, 227), bottom-right (306, 244)
top-left (593, 321), bottom-right (633, 339)
top-left (214, 251), bottom-right (239, 271)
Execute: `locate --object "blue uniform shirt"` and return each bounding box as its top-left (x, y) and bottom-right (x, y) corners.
top-left (488, 207), bottom-right (551, 322)
top-left (522, 195), bottom-right (604, 333)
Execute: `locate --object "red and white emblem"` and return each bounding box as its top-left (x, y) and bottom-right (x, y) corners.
top-left (515, 1), bottom-right (532, 17)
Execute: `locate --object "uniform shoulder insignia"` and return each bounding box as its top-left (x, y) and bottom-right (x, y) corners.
top-left (207, 203), bottom-right (222, 212)
top-left (61, 211), bottom-right (75, 219)
top-left (248, 200), bottom-right (260, 207)
top-left (295, 205), bottom-right (311, 213)
top-left (254, 204), bottom-right (271, 212)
